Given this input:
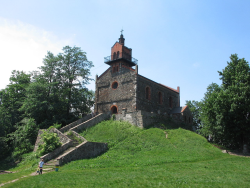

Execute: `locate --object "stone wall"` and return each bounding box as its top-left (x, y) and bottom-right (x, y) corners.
top-left (49, 128), bottom-right (71, 144)
top-left (70, 130), bottom-right (87, 142)
top-left (95, 65), bottom-right (137, 114)
top-left (70, 112), bottom-right (111, 132)
top-left (60, 114), bottom-right (93, 133)
top-left (137, 75), bottom-right (180, 114)
top-left (40, 140), bottom-right (73, 162)
top-left (182, 107), bottom-right (193, 124)
top-left (34, 128), bottom-right (71, 152)
top-left (57, 141), bottom-right (108, 165)
top-left (115, 109), bottom-right (193, 129)
top-left (115, 110), bottom-right (161, 128)
top-left (33, 129), bottom-right (46, 152)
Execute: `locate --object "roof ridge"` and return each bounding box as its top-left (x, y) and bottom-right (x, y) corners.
top-left (97, 67), bottom-right (111, 80)
top-left (138, 74), bottom-right (179, 93)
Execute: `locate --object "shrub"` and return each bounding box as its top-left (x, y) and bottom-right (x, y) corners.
top-left (37, 130), bottom-right (62, 156)
top-left (48, 123), bottom-right (62, 130)
top-left (8, 118), bottom-right (38, 160)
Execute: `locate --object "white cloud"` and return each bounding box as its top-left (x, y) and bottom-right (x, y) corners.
top-left (0, 17), bottom-right (73, 90)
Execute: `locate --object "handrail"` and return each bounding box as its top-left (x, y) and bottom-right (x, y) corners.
top-left (104, 55), bottom-right (138, 65)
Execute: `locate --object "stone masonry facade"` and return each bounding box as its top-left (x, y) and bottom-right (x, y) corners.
top-left (95, 33), bottom-right (193, 127)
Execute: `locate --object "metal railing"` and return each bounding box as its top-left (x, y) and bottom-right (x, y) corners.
top-left (104, 54), bottom-right (138, 65)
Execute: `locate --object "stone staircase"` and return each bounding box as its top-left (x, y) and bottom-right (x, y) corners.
top-left (34, 112), bottom-right (111, 166)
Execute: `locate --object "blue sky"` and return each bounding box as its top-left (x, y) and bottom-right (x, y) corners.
top-left (1, 0), bottom-right (250, 106)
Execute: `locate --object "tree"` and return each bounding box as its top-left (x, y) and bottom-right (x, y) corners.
top-left (217, 54), bottom-right (250, 149)
top-left (0, 71), bottom-right (31, 134)
top-left (20, 47), bottom-right (94, 128)
top-left (8, 118), bottom-right (38, 159)
top-left (199, 54), bottom-right (250, 150)
top-left (57, 46), bottom-right (94, 118)
top-left (199, 83), bottom-right (223, 142)
top-left (185, 100), bottom-right (202, 130)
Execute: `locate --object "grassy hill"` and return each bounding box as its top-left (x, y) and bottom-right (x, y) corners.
top-left (1, 120), bottom-right (250, 187)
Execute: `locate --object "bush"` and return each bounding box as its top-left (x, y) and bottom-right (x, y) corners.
top-left (48, 123), bottom-right (62, 130)
top-left (37, 130), bottom-right (62, 156)
top-left (8, 118), bottom-right (38, 160)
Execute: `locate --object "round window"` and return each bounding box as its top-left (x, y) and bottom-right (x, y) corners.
top-left (112, 81), bottom-right (118, 89)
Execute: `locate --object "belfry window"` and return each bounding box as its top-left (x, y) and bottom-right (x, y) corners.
top-left (113, 52), bottom-right (116, 60)
top-left (146, 87), bottom-right (151, 100)
top-left (117, 51), bottom-right (120, 58)
top-left (112, 64), bottom-right (119, 73)
top-left (158, 92), bottom-right (163, 104)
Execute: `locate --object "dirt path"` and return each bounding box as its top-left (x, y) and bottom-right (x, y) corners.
top-left (221, 150), bottom-right (250, 157)
top-left (0, 168), bottom-right (53, 187)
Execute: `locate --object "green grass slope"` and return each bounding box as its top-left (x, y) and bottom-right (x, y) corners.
top-left (2, 120), bottom-right (250, 187)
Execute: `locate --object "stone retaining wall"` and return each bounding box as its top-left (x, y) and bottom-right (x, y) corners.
top-left (60, 114), bottom-right (94, 133)
top-left (115, 110), bottom-right (158, 128)
top-left (40, 140), bottom-right (73, 162)
top-left (70, 112), bottom-right (111, 132)
top-left (57, 141), bottom-right (108, 165)
top-left (70, 130), bottom-right (87, 142)
top-left (49, 128), bottom-right (71, 144)
top-left (115, 109), bottom-right (193, 129)
top-left (33, 129), bottom-right (46, 152)
top-left (34, 128), bottom-right (71, 152)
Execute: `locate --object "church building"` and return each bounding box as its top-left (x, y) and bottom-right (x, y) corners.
top-left (94, 33), bottom-right (192, 127)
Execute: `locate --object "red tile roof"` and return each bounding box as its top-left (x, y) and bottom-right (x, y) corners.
top-left (181, 105), bottom-right (188, 113)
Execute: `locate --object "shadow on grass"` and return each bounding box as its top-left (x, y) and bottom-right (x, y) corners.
top-left (0, 158), bottom-right (18, 171)
top-left (145, 117), bottom-right (194, 131)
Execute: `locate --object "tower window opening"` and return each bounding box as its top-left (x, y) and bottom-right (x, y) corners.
top-left (117, 51), bottom-right (120, 59)
top-left (113, 52), bottom-right (116, 60)
top-left (146, 87), bottom-right (151, 100)
top-left (112, 64), bottom-right (119, 73)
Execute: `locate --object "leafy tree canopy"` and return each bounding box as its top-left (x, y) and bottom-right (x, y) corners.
top-left (199, 54), bottom-right (250, 150)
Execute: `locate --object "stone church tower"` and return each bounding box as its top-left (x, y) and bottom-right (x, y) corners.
top-left (95, 33), bottom-right (192, 127)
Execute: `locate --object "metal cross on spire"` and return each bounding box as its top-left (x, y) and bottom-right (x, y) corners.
top-left (120, 29), bottom-right (124, 35)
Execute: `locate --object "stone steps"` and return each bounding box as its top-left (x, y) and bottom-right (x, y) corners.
top-left (45, 146), bottom-right (76, 166)
top-left (37, 112), bottom-right (110, 166)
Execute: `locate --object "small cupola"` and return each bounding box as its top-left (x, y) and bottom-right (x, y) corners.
top-left (119, 31), bottom-right (125, 46)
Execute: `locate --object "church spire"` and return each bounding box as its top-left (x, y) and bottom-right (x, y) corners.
top-left (119, 29), bottom-right (125, 46)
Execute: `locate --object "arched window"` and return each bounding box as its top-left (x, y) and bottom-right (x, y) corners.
top-left (169, 96), bottom-right (173, 108)
top-left (117, 51), bottom-right (120, 59)
top-left (111, 105), bottom-right (118, 114)
top-left (158, 92), bottom-right (163, 104)
top-left (113, 52), bottom-right (116, 60)
top-left (146, 87), bottom-right (151, 100)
